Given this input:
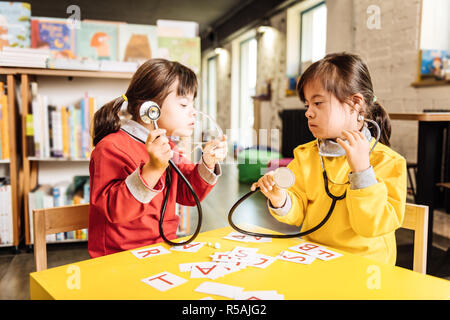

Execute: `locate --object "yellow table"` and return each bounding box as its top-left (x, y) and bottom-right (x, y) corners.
top-left (30, 225), bottom-right (450, 300)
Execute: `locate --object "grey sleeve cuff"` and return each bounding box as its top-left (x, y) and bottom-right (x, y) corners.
top-left (348, 166), bottom-right (378, 190)
top-left (125, 167), bottom-right (164, 203)
top-left (197, 159), bottom-right (222, 185)
top-left (267, 193), bottom-right (292, 216)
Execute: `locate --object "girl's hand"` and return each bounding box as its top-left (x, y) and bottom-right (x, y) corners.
top-left (144, 128), bottom-right (173, 172)
top-left (251, 171), bottom-right (287, 208)
top-left (202, 135), bottom-right (228, 169)
top-left (336, 130), bottom-right (370, 173)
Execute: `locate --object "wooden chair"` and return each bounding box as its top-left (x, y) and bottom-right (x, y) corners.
top-left (33, 204), bottom-right (89, 272)
top-left (402, 203), bottom-right (429, 274)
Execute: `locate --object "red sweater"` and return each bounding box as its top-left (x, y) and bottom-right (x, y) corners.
top-left (88, 129), bottom-right (218, 258)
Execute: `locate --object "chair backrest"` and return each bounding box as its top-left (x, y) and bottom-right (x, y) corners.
top-left (401, 203), bottom-right (429, 274)
top-left (33, 204), bottom-right (89, 272)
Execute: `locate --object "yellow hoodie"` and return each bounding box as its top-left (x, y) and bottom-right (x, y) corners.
top-left (269, 140), bottom-right (407, 265)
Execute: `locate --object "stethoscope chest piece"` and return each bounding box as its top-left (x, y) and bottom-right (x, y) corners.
top-left (273, 167), bottom-right (295, 189)
top-left (139, 101), bottom-right (161, 124)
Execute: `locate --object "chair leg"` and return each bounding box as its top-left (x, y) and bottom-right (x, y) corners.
top-left (407, 166), bottom-right (417, 202)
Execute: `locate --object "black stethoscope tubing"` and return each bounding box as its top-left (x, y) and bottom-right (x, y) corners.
top-left (227, 169), bottom-right (346, 238)
top-left (121, 128), bottom-right (202, 246)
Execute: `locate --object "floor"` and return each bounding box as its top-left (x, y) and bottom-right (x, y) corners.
top-left (0, 164), bottom-right (449, 299)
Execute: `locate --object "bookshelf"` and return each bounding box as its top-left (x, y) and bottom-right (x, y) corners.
top-left (7, 67), bottom-right (133, 246)
top-left (0, 72), bottom-right (20, 251)
top-left (2, 66), bottom-right (192, 247)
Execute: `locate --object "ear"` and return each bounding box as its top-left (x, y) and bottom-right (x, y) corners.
top-left (351, 93), bottom-right (364, 110)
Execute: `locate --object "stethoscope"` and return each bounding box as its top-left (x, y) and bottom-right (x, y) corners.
top-left (122, 101), bottom-right (203, 246)
top-left (228, 117), bottom-right (381, 238)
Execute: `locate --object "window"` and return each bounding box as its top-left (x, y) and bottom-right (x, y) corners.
top-left (286, 0), bottom-right (327, 78)
top-left (238, 37), bottom-right (257, 147)
top-left (299, 2), bottom-right (327, 74)
top-left (420, 0), bottom-right (450, 50)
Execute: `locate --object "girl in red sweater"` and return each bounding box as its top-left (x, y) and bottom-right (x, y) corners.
top-left (88, 59), bottom-right (227, 258)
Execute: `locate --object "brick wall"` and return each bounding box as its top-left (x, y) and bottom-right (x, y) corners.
top-left (205, 0), bottom-right (450, 162)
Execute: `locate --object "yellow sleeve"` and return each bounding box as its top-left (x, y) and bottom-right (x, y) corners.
top-left (268, 156), bottom-right (308, 227)
top-left (346, 157), bottom-right (407, 237)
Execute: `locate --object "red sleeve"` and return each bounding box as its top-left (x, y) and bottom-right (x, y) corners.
top-left (90, 141), bottom-right (155, 224)
top-left (173, 159), bottom-right (216, 207)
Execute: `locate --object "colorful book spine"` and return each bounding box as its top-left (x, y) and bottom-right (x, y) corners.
top-left (0, 86), bottom-right (9, 160)
top-left (61, 106), bottom-right (70, 158)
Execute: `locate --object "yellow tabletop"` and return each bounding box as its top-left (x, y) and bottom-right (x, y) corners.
top-left (30, 225), bottom-right (450, 300)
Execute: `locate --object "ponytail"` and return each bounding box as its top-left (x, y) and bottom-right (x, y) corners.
top-left (367, 100), bottom-right (391, 147)
top-left (92, 96), bottom-right (124, 146)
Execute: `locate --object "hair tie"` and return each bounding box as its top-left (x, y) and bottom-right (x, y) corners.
top-left (373, 96), bottom-right (377, 104)
top-left (122, 94), bottom-right (128, 102)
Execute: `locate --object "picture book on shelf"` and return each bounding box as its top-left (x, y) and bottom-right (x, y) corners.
top-left (0, 1), bottom-right (31, 50)
top-left (118, 23), bottom-right (158, 64)
top-left (157, 36), bottom-right (201, 74)
top-left (31, 16), bottom-right (76, 59)
top-left (76, 20), bottom-right (119, 61)
top-left (420, 49), bottom-right (449, 80)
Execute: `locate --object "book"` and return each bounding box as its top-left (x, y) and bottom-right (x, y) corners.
top-left (420, 49), bottom-right (449, 80)
top-left (30, 17), bottom-right (76, 59)
top-left (156, 19), bottom-right (199, 38)
top-left (28, 184), bottom-right (53, 243)
top-left (76, 20), bottom-right (119, 61)
top-left (28, 178), bottom-right (86, 243)
top-left (31, 82), bottom-right (42, 157)
top-left (98, 60), bottom-right (138, 72)
top-left (157, 36), bottom-right (201, 74)
top-left (47, 58), bottom-right (100, 71)
top-left (25, 113), bottom-right (35, 156)
top-left (0, 46), bottom-right (50, 68)
top-left (0, 1), bottom-right (31, 50)
top-left (28, 89), bottom-right (97, 159)
top-left (118, 23), bottom-right (158, 64)
top-left (0, 83), bottom-right (9, 159)
top-left (0, 185), bottom-right (13, 245)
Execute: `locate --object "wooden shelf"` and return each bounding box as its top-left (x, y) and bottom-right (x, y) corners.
top-left (0, 67), bottom-right (133, 79)
top-left (411, 79), bottom-right (450, 88)
top-left (0, 74), bottom-right (20, 249)
top-left (389, 112), bottom-right (450, 121)
top-left (46, 239), bottom-right (87, 244)
top-left (28, 157), bottom-right (90, 162)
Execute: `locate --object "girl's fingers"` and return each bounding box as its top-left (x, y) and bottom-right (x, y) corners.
top-left (262, 178), bottom-right (273, 191)
top-left (147, 129), bottom-right (167, 143)
top-left (349, 130), bottom-right (362, 142)
top-left (250, 182), bottom-right (258, 191)
top-left (336, 137), bottom-right (350, 153)
top-left (342, 130), bottom-right (355, 146)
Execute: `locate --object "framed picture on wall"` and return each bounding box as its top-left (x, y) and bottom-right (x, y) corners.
top-left (419, 49), bottom-right (449, 80)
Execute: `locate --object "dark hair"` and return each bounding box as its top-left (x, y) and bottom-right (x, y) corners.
top-left (296, 52), bottom-right (391, 146)
top-left (92, 58), bottom-right (198, 146)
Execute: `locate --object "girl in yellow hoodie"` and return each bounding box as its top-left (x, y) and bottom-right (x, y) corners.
top-left (251, 53), bottom-right (407, 265)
